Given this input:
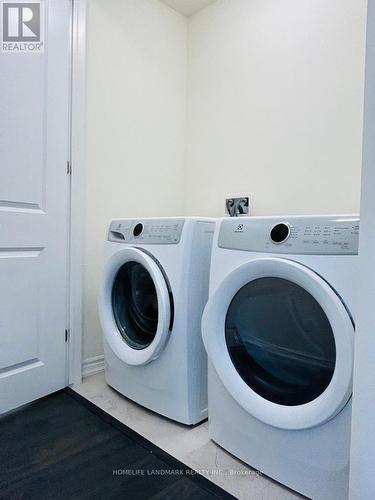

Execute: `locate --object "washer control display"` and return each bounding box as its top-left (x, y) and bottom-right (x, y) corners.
top-left (219, 217), bottom-right (359, 255)
top-left (109, 219), bottom-right (185, 245)
top-left (270, 223), bottom-right (290, 244)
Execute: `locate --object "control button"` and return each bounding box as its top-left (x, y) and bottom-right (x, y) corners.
top-left (270, 223), bottom-right (290, 244)
top-left (133, 223), bottom-right (143, 237)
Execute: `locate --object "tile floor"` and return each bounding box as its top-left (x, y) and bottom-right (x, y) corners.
top-left (74, 372), bottom-right (303, 500)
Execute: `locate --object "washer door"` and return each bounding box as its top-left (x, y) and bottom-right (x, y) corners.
top-left (99, 248), bottom-right (172, 366)
top-left (202, 258), bottom-right (354, 430)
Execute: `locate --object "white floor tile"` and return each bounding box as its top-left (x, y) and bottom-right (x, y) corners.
top-left (73, 372), bottom-right (302, 500)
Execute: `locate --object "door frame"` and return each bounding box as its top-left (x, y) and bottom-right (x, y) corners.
top-left (68, 0), bottom-right (87, 386)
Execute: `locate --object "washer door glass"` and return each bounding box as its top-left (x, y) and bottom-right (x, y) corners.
top-left (112, 261), bottom-right (158, 350)
top-left (225, 277), bottom-right (336, 406)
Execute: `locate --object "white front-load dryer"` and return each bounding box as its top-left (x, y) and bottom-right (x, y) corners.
top-left (202, 215), bottom-right (359, 499)
top-left (99, 217), bottom-right (215, 425)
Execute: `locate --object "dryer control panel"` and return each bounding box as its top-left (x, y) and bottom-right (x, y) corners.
top-left (108, 219), bottom-right (185, 245)
top-left (219, 216), bottom-right (360, 255)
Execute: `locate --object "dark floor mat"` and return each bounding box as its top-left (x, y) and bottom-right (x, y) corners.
top-left (0, 389), bottom-right (235, 500)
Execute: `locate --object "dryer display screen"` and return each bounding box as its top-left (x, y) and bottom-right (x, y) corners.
top-left (112, 262), bottom-right (158, 350)
top-left (225, 278), bottom-right (336, 406)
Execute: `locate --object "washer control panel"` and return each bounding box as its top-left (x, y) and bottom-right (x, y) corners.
top-left (219, 216), bottom-right (359, 255)
top-left (108, 219), bottom-right (185, 245)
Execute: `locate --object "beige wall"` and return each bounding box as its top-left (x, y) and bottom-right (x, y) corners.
top-left (84, 0), bottom-right (187, 359)
top-left (185, 0), bottom-right (367, 216)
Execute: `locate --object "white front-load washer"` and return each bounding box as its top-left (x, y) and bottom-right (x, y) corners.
top-left (202, 215), bottom-right (359, 499)
top-left (98, 217), bottom-right (215, 425)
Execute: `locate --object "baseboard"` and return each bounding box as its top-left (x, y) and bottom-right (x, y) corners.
top-left (82, 355), bottom-right (105, 378)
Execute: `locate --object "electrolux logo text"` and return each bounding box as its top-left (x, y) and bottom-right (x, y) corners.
top-left (1, 1), bottom-right (44, 53)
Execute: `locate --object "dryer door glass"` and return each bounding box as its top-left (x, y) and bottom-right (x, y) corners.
top-left (225, 277), bottom-right (336, 406)
top-left (112, 261), bottom-right (158, 350)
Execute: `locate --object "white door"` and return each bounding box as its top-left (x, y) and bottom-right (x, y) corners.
top-left (0, 0), bottom-right (71, 413)
top-left (202, 258), bottom-right (355, 430)
top-left (98, 247), bottom-right (172, 366)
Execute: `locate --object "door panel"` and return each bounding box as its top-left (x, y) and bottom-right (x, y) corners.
top-left (0, 250), bottom-right (41, 370)
top-left (0, 56), bottom-right (45, 208)
top-left (0, 0), bottom-right (71, 413)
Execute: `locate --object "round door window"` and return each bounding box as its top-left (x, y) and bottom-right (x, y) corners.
top-left (225, 277), bottom-right (336, 406)
top-left (112, 261), bottom-right (158, 350)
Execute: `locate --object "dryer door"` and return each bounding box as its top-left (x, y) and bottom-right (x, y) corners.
top-left (99, 248), bottom-right (172, 366)
top-left (202, 258), bottom-right (354, 430)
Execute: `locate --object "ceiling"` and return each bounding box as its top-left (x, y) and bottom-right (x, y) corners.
top-left (160, 0), bottom-right (217, 17)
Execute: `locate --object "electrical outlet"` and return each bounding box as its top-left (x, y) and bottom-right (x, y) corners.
top-left (225, 194), bottom-right (252, 217)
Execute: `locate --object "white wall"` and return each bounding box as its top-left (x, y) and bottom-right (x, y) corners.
top-left (185, 0), bottom-right (367, 216)
top-left (84, 0), bottom-right (187, 360)
top-left (350, 1), bottom-right (375, 498)
top-left (83, 0), bottom-right (367, 362)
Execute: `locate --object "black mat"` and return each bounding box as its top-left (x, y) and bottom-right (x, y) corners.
top-left (0, 389), bottom-right (236, 500)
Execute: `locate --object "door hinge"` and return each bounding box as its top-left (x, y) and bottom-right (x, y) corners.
top-left (67, 160), bottom-right (72, 175)
top-left (65, 329), bottom-right (70, 342)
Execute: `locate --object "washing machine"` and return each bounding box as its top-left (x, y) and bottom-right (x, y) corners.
top-left (202, 215), bottom-right (359, 499)
top-left (98, 217), bottom-right (215, 425)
